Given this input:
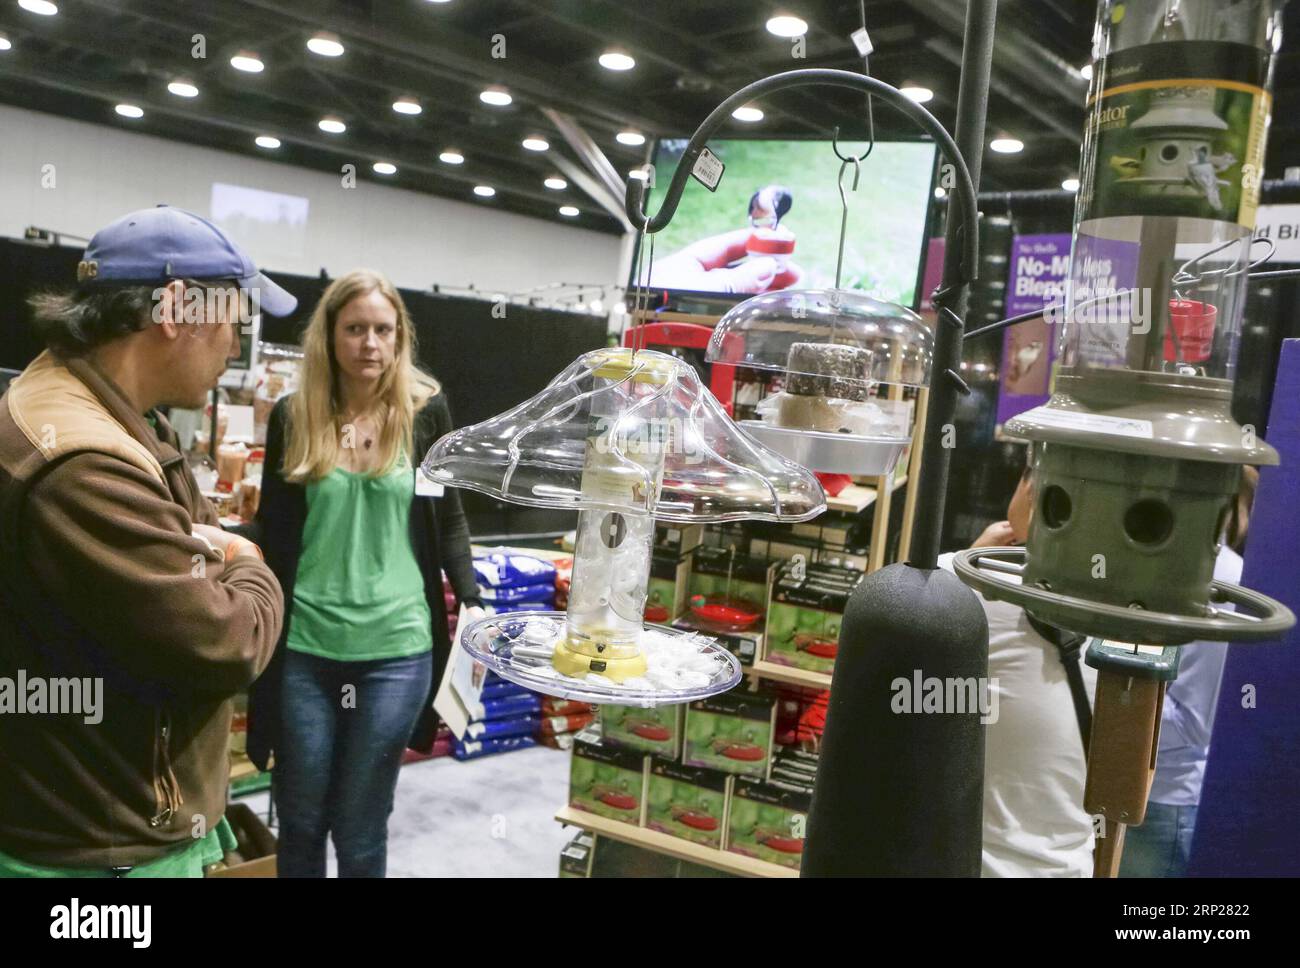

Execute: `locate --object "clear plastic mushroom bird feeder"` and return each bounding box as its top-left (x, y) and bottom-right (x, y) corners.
top-left (422, 347), bottom-right (826, 706)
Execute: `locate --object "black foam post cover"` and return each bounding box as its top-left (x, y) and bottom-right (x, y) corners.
top-left (803, 563), bottom-right (989, 876)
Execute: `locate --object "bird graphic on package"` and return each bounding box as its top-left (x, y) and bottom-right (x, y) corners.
top-left (1187, 146), bottom-right (1234, 209)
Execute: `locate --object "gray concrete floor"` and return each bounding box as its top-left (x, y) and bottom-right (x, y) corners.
top-left (239, 745), bottom-right (573, 877)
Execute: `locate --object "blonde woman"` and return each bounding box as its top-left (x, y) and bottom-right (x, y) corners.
top-left (248, 269), bottom-right (482, 877)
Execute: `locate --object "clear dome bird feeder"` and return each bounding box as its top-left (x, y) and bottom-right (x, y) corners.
top-left (954, 0), bottom-right (1295, 645)
top-left (705, 139), bottom-right (935, 477)
top-left (423, 347), bottom-right (826, 705)
top-left (706, 289), bottom-right (933, 475)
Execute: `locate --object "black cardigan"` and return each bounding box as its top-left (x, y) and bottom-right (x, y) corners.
top-left (244, 392), bottom-right (479, 772)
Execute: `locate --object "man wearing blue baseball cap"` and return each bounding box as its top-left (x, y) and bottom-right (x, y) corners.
top-left (0, 205), bottom-right (296, 876)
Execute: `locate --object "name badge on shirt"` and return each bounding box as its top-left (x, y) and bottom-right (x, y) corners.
top-left (415, 473), bottom-right (445, 498)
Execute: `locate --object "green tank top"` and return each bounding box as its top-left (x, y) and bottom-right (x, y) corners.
top-left (287, 457), bottom-right (432, 662)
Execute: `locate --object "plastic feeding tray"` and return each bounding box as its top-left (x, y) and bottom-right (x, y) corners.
top-left (459, 611), bottom-right (743, 708)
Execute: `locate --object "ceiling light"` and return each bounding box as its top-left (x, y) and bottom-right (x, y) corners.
top-left (599, 50), bottom-right (635, 71)
top-left (559, 205), bottom-right (579, 217)
top-left (766, 14), bottom-right (807, 38)
top-left (616, 130), bottom-right (645, 146)
top-left (18, 0), bottom-right (58, 15)
top-left (732, 105), bottom-right (764, 123)
top-left (628, 169), bottom-right (649, 182)
top-left (900, 85), bottom-right (934, 104)
top-left (590, 299), bottom-right (604, 314)
top-left (1079, 63), bottom-right (1093, 81)
top-left (439, 149), bottom-right (464, 164)
top-left (544, 176), bottom-right (567, 190)
top-left (318, 116), bottom-right (346, 134)
top-left (255, 135), bottom-right (281, 149)
top-left (392, 97), bottom-right (422, 115)
top-left (522, 136), bottom-right (549, 152)
top-left (114, 103), bottom-right (143, 119)
top-left (0, 33), bottom-right (11, 51)
top-left (373, 161), bottom-right (397, 175)
top-left (479, 87), bottom-right (512, 106)
top-left (167, 80), bottom-right (199, 98)
top-left (1061, 176), bottom-right (1080, 192)
top-left (990, 136), bottom-right (1024, 154)
top-left (306, 32), bottom-right (344, 57)
top-left (230, 52), bottom-right (264, 73)
top-left (473, 185), bottom-right (496, 197)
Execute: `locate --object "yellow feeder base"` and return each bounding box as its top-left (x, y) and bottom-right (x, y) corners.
top-left (552, 638), bottom-right (647, 682)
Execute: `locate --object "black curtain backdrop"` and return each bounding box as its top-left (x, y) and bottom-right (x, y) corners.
top-left (0, 239), bottom-right (603, 537)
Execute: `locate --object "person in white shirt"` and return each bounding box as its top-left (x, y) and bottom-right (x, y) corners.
top-left (940, 464), bottom-right (1098, 877)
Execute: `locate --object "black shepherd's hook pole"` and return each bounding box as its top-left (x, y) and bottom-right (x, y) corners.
top-left (625, 65), bottom-right (986, 569)
top-left (907, 0), bottom-right (998, 569)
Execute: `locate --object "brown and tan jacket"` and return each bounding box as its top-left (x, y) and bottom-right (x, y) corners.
top-left (0, 351), bottom-right (283, 869)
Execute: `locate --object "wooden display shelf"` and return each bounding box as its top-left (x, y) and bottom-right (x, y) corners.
top-left (554, 806), bottom-right (799, 878)
top-left (824, 475), bottom-right (907, 515)
top-left (824, 483), bottom-right (878, 514)
top-left (748, 659), bottom-right (833, 690)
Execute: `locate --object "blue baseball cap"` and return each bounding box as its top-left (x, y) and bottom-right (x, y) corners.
top-left (76, 204), bottom-right (297, 317)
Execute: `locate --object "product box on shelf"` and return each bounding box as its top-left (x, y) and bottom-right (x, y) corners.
top-left (815, 548), bottom-right (871, 571)
top-left (686, 546), bottom-right (776, 634)
top-left (671, 616), bottom-right (761, 667)
top-left (645, 549), bottom-right (693, 624)
top-left (589, 836), bottom-right (680, 877)
top-left (654, 522), bottom-right (704, 558)
top-left (682, 688), bottom-right (777, 778)
top-left (559, 831), bottom-right (595, 878)
top-left (755, 534), bottom-right (823, 567)
top-left (763, 561), bottom-right (866, 675)
top-left (773, 684), bottom-right (830, 750)
top-left (790, 510), bottom-right (864, 548)
top-left (599, 703), bottom-right (685, 758)
top-left (769, 746), bottom-right (820, 787)
top-left (569, 729), bottom-right (648, 825)
top-left (645, 758), bottom-right (732, 850)
top-left (726, 776), bottom-right (812, 871)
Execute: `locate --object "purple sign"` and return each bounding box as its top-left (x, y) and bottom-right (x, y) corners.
top-left (996, 234), bottom-right (1071, 425)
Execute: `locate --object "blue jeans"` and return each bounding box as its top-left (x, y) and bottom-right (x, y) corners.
top-left (274, 649), bottom-right (432, 878)
top-left (1119, 802), bottom-right (1198, 878)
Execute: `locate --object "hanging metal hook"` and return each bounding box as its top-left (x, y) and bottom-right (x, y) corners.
top-left (1172, 235), bottom-right (1275, 303)
top-left (834, 154), bottom-right (862, 291)
top-left (831, 125), bottom-right (872, 164)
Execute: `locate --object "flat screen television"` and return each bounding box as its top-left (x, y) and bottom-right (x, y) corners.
top-left (639, 137), bottom-right (938, 310)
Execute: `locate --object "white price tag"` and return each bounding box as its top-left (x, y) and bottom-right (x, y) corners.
top-left (851, 27), bottom-right (874, 56)
top-left (415, 472), bottom-right (445, 497)
top-left (691, 146), bottom-right (725, 192)
top-left (1016, 407), bottom-right (1154, 440)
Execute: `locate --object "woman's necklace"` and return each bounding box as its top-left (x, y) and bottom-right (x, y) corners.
top-left (340, 405), bottom-right (382, 452)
